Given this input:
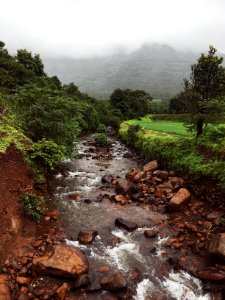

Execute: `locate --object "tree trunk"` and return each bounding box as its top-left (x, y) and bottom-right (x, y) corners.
top-left (196, 118), bottom-right (203, 137)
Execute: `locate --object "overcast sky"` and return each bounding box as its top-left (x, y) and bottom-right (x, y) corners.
top-left (0, 0), bottom-right (225, 58)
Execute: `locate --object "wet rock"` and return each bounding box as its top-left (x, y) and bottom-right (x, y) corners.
top-left (114, 194), bottom-right (127, 205)
top-left (0, 275), bottom-right (11, 300)
top-left (88, 277), bottom-right (102, 292)
top-left (72, 274), bottom-right (91, 289)
top-left (16, 277), bottom-right (31, 285)
top-left (209, 233), bottom-right (225, 260)
top-left (78, 230), bottom-right (98, 244)
top-left (115, 180), bottom-right (138, 195)
top-left (144, 228), bottom-right (159, 238)
top-left (115, 218), bottom-right (138, 232)
top-left (110, 237), bottom-right (122, 246)
top-left (17, 293), bottom-right (29, 300)
top-left (131, 191), bottom-right (144, 201)
top-left (153, 170), bottom-right (169, 179)
top-left (197, 267), bottom-right (225, 282)
top-left (102, 174), bottom-right (113, 184)
top-left (68, 194), bottom-right (81, 201)
top-left (32, 244), bottom-right (88, 278)
top-left (55, 283), bottom-right (69, 300)
top-left (45, 210), bottom-right (60, 220)
top-left (128, 268), bottom-right (141, 283)
top-left (168, 188), bottom-right (191, 211)
top-left (143, 160), bottom-right (158, 172)
top-left (100, 271), bottom-right (127, 292)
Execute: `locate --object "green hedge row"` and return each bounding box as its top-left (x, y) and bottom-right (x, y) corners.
top-left (119, 122), bottom-right (225, 189)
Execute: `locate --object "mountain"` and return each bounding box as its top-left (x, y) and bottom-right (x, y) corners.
top-left (43, 44), bottom-right (201, 99)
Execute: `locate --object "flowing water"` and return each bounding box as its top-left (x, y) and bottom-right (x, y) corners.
top-left (51, 135), bottom-right (211, 300)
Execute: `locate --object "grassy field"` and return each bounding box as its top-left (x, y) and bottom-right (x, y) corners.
top-left (128, 117), bottom-right (191, 136)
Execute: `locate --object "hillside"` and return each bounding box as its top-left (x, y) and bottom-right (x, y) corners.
top-left (43, 44), bottom-right (199, 99)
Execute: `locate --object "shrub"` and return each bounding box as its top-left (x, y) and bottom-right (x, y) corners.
top-left (95, 133), bottom-right (109, 147)
top-left (28, 138), bottom-right (65, 171)
top-left (127, 124), bottom-right (141, 144)
top-left (20, 193), bottom-right (46, 222)
top-left (97, 124), bottom-right (107, 133)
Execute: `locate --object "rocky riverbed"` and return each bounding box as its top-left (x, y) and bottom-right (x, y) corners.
top-left (1, 135), bottom-right (225, 299)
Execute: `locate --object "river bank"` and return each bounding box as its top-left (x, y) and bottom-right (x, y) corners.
top-left (1, 135), bottom-right (225, 299)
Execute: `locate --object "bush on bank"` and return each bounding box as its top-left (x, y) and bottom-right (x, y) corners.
top-left (119, 122), bottom-right (225, 189)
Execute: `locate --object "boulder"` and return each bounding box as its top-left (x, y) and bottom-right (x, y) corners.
top-left (153, 170), bottom-right (169, 179)
top-left (114, 194), bottom-right (127, 205)
top-left (143, 160), bottom-right (158, 172)
top-left (115, 180), bottom-right (138, 195)
top-left (197, 267), bottom-right (225, 282)
top-left (209, 233), bottom-right (225, 260)
top-left (100, 271), bottom-right (127, 292)
top-left (101, 174), bottom-right (113, 184)
top-left (78, 230), bottom-right (98, 244)
top-left (0, 275), bottom-right (11, 300)
top-left (144, 228), bottom-right (159, 238)
top-left (115, 218), bottom-right (138, 232)
top-left (55, 283), bottom-right (69, 300)
top-left (72, 274), bottom-right (91, 289)
top-left (168, 188), bottom-right (191, 211)
top-left (32, 244), bottom-right (88, 278)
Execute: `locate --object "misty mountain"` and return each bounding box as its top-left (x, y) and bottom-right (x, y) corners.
top-left (43, 44), bottom-right (219, 99)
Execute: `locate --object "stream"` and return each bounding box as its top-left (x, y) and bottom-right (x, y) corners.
top-left (50, 135), bottom-right (211, 300)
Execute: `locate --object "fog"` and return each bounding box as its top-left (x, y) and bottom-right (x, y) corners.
top-left (0, 0), bottom-right (225, 57)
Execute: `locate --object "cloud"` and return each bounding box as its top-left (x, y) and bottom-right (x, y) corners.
top-left (0, 0), bottom-right (224, 57)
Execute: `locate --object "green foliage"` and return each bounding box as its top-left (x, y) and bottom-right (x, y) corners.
top-left (94, 99), bottom-right (123, 129)
top-left (28, 138), bottom-right (65, 171)
top-left (119, 120), bottom-right (225, 189)
top-left (178, 46), bottom-right (225, 137)
top-left (20, 193), bottom-right (46, 222)
top-left (95, 133), bottom-right (109, 147)
top-left (110, 88), bottom-right (152, 120)
top-left (79, 102), bottom-right (100, 132)
top-left (0, 115), bottom-right (32, 153)
top-left (97, 124), bottom-right (107, 133)
top-left (150, 114), bottom-right (191, 123)
top-left (16, 49), bottom-right (45, 77)
top-left (12, 84), bottom-right (81, 152)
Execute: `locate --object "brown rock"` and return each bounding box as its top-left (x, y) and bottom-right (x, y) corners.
top-left (115, 194), bottom-right (127, 205)
top-left (0, 275), bottom-right (11, 300)
top-left (16, 277), bottom-right (31, 285)
top-left (153, 170), bottom-right (169, 179)
top-left (45, 210), bottom-right (60, 220)
top-left (55, 283), bottom-right (69, 300)
top-left (78, 230), bottom-right (98, 244)
top-left (168, 188), bottom-right (191, 211)
top-left (115, 218), bottom-right (138, 232)
top-left (197, 267), bottom-right (225, 282)
top-left (144, 228), bottom-right (159, 238)
top-left (68, 194), bottom-right (81, 201)
top-left (18, 293), bottom-right (29, 300)
top-left (100, 271), bottom-right (127, 292)
top-left (143, 160), bottom-right (158, 172)
top-left (101, 175), bottom-right (113, 184)
top-left (32, 244), bottom-right (88, 278)
top-left (133, 171), bottom-right (148, 182)
top-left (33, 240), bottom-right (44, 248)
top-left (209, 233), bottom-right (225, 260)
top-left (115, 180), bottom-right (138, 195)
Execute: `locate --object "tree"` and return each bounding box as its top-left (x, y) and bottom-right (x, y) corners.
top-left (183, 46), bottom-right (225, 136)
top-left (110, 88), bottom-right (152, 119)
top-left (12, 84), bottom-right (81, 152)
top-left (16, 49), bottom-right (45, 77)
